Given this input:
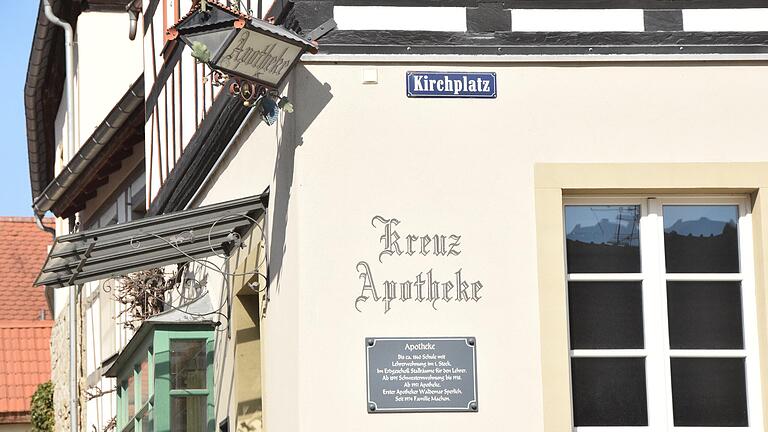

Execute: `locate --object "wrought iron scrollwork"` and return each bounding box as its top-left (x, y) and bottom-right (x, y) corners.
top-left (99, 214), bottom-right (268, 331)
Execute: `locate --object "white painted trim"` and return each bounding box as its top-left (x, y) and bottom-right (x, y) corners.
top-left (511, 9), bottom-right (645, 32)
top-left (642, 200), bottom-right (666, 430)
top-left (668, 349), bottom-right (746, 358)
top-left (333, 6), bottom-right (467, 32)
top-left (567, 273), bottom-right (644, 282)
top-left (683, 8), bottom-right (768, 32)
top-left (302, 53), bottom-right (768, 64)
top-left (575, 428), bottom-right (652, 432)
top-left (664, 273), bottom-right (743, 281)
top-left (577, 428), bottom-right (750, 432)
top-left (735, 198), bottom-right (765, 430)
top-left (571, 349), bottom-right (647, 357)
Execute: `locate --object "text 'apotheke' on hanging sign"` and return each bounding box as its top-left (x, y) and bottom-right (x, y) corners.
top-left (406, 72), bottom-right (497, 99)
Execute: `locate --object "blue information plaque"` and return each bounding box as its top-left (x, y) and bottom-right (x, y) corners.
top-left (406, 72), bottom-right (497, 99)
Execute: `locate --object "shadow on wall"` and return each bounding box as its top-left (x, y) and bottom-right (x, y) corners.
top-left (268, 65), bottom-right (333, 295)
top-left (236, 397), bottom-right (263, 431)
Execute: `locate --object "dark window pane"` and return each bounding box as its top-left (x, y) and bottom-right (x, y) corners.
top-left (565, 206), bottom-right (641, 273)
top-left (127, 375), bottom-right (135, 419)
top-left (667, 281), bottom-right (744, 349)
top-left (664, 205), bottom-right (739, 273)
top-left (171, 396), bottom-right (207, 432)
top-left (139, 356), bottom-right (149, 406)
top-left (568, 282), bottom-right (644, 349)
top-left (571, 358), bottom-right (648, 426)
top-left (140, 409), bottom-right (153, 432)
top-left (671, 358), bottom-right (748, 426)
top-left (171, 340), bottom-right (207, 389)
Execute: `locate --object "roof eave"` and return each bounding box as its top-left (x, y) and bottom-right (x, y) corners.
top-left (25, 0), bottom-right (80, 205)
top-left (25, 1), bottom-right (61, 203)
top-left (32, 75), bottom-right (145, 218)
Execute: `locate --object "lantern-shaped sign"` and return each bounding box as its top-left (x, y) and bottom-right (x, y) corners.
top-left (168, 1), bottom-right (318, 89)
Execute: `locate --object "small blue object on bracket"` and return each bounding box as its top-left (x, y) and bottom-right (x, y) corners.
top-left (406, 72), bottom-right (497, 99)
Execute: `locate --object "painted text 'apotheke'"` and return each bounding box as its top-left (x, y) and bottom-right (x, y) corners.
top-left (355, 216), bottom-right (483, 314)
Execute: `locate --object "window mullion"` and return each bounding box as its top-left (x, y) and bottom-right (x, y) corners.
top-left (640, 198), bottom-right (672, 430)
top-left (567, 273), bottom-right (644, 282)
top-left (669, 349), bottom-right (746, 358)
top-left (664, 273), bottom-right (743, 282)
top-left (571, 349), bottom-right (646, 357)
top-left (169, 389), bottom-right (209, 397)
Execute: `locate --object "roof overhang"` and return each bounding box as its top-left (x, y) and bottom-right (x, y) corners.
top-left (33, 75), bottom-right (145, 218)
top-left (25, 0), bottom-right (80, 201)
top-left (26, 0), bottom-right (138, 204)
top-left (82, 0), bottom-right (136, 12)
top-left (35, 191), bottom-right (268, 288)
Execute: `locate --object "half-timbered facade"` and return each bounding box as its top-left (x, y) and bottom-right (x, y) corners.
top-left (25, 1), bottom-right (768, 431)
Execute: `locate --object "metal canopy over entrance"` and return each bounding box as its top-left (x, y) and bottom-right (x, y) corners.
top-left (35, 192), bottom-right (268, 289)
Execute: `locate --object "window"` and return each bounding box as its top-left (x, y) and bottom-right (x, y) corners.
top-left (89, 169), bottom-right (146, 230)
top-left (116, 326), bottom-right (214, 432)
top-left (118, 346), bottom-right (153, 432)
top-left (94, 169), bottom-right (146, 359)
top-left (564, 197), bottom-right (763, 430)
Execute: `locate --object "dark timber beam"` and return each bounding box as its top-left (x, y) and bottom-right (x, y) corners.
top-left (318, 30), bottom-right (768, 55)
top-left (315, 0), bottom-right (768, 8)
top-left (147, 91), bottom-right (252, 216)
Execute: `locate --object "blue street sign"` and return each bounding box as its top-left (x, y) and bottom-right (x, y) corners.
top-left (406, 72), bottom-right (497, 99)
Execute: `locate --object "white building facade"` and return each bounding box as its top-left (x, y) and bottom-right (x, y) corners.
top-left (25, 1), bottom-right (768, 431)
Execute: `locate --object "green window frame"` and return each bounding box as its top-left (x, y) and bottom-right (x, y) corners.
top-left (116, 325), bottom-right (215, 432)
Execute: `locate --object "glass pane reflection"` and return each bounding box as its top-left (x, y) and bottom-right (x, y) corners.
top-left (127, 375), bottom-right (135, 418)
top-left (140, 409), bottom-right (153, 432)
top-left (565, 205), bottom-right (641, 273)
top-left (139, 357), bottom-right (149, 406)
top-left (171, 396), bottom-right (207, 432)
top-left (170, 340), bottom-right (207, 389)
top-left (664, 205), bottom-right (739, 273)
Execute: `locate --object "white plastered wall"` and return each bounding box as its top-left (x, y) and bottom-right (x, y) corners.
top-left (75, 12), bottom-right (143, 150)
top-left (197, 60), bottom-right (768, 431)
top-left (50, 11), bottom-right (143, 316)
top-left (193, 97), bottom-right (285, 430)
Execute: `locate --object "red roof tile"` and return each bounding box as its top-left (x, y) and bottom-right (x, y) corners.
top-left (0, 217), bottom-right (54, 320)
top-left (0, 320), bottom-right (52, 422)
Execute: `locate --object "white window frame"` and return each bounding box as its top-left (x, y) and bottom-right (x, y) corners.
top-left (564, 195), bottom-right (764, 432)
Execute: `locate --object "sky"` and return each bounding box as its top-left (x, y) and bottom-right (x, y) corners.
top-left (0, 3), bottom-right (40, 216)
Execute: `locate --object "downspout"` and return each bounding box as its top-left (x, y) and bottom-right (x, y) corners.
top-left (41, 2), bottom-right (78, 432)
top-left (127, 0), bottom-right (140, 41)
top-left (35, 213), bottom-right (56, 236)
top-left (127, 9), bottom-right (138, 40)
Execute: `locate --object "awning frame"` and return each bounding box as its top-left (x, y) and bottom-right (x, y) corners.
top-left (35, 191), bottom-right (268, 288)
